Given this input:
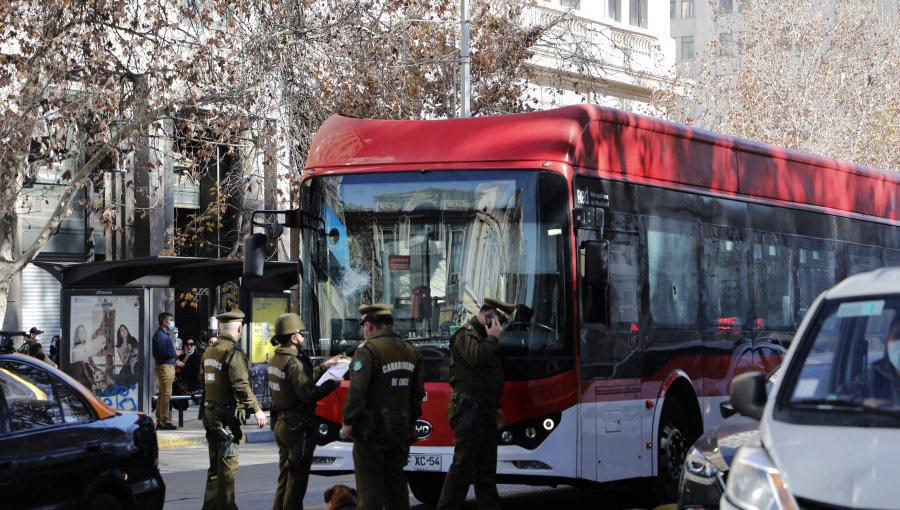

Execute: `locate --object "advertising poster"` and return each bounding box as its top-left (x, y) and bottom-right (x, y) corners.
top-left (249, 295), bottom-right (288, 404)
top-left (69, 293), bottom-right (143, 411)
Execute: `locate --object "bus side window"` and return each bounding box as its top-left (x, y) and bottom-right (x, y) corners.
top-left (646, 217), bottom-right (699, 328)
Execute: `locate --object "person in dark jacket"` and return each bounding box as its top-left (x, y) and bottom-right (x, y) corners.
top-left (437, 298), bottom-right (516, 510)
top-left (152, 312), bottom-right (178, 430)
top-left (269, 313), bottom-right (343, 510)
top-left (340, 304), bottom-right (425, 510)
top-left (177, 338), bottom-right (203, 393)
top-left (844, 316), bottom-right (900, 407)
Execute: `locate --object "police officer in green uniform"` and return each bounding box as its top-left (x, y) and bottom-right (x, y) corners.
top-left (268, 312), bottom-right (345, 510)
top-left (201, 309), bottom-right (267, 510)
top-left (437, 298), bottom-right (516, 510)
top-left (340, 304), bottom-right (426, 510)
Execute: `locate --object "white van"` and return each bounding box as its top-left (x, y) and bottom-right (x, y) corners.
top-left (722, 267), bottom-right (900, 510)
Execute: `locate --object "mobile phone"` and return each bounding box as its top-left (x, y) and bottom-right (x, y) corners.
top-left (485, 313), bottom-right (494, 328)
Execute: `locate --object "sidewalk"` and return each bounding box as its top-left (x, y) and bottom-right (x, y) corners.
top-left (155, 408), bottom-right (274, 450)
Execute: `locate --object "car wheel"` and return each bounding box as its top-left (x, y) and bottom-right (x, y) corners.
top-left (407, 472), bottom-right (445, 506)
top-left (88, 492), bottom-right (124, 510)
top-left (652, 403), bottom-right (691, 505)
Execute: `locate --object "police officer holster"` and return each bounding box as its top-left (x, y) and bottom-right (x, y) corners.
top-left (449, 393), bottom-right (485, 433)
top-left (280, 408), bottom-right (317, 470)
top-left (205, 402), bottom-right (243, 459)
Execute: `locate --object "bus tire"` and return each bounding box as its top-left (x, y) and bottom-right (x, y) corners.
top-left (407, 472), bottom-right (445, 506)
top-left (651, 402), bottom-right (690, 505)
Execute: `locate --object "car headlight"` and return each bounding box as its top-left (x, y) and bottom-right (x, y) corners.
top-left (685, 446), bottom-right (719, 478)
top-left (725, 446), bottom-right (798, 510)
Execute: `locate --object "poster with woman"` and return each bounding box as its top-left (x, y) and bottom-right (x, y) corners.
top-left (68, 293), bottom-right (142, 411)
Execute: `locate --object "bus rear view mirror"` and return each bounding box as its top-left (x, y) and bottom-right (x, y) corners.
top-left (582, 240), bottom-right (609, 288)
top-left (243, 233), bottom-right (267, 278)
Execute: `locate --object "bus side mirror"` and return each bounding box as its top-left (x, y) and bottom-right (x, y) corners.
top-left (582, 240), bottom-right (609, 288)
top-left (729, 371), bottom-right (767, 420)
top-left (243, 233), bottom-right (267, 278)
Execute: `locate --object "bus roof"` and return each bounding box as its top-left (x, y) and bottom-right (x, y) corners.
top-left (305, 104), bottom-right (898, 222)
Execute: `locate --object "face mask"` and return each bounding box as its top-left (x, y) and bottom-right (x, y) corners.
top-left (888, 341), bottom-right (900, 370)
top-left (168, 320), bottom-right (175, 329)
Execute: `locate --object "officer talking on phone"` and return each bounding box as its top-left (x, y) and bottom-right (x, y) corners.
top-left (437, 298), bottom-right (516, 510)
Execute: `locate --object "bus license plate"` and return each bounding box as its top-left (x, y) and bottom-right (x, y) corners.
top-left (407, 454), bottom-right (442, 471)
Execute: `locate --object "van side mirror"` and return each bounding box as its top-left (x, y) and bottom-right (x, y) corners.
top-left (582, 240), bottom-right (609, 288)
top-left (729, 371), bottom-right (767, 420)
top-left (243, 233), bottom-right (267, 278)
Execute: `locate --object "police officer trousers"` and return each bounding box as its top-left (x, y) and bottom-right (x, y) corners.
top-left (436, 408), bottom-right (501, 510)
top-left (202, 407), bottom-right (242, 510)
top-left (273, 413), bottom-right (316, 510)
top-left (352, 430), bottom-right (411, 510)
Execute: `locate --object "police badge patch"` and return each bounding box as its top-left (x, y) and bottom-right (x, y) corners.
top-left (352, 360), bottom-right (363, 371)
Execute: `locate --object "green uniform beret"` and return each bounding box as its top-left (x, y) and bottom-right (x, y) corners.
top-left (216, 308), bottom-right (245, 323)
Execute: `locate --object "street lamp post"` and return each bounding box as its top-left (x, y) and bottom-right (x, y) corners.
top-left (459, 0), bottom-right (471, 118)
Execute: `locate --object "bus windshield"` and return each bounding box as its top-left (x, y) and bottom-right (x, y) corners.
top-left (299, 170), bottom-right (571, 381)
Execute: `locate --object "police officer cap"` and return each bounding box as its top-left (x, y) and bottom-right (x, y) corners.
top-left (216, 309), bottom-right (245, 323)
top-left (275, 313), bottom-right (304, 336)
top-left (359, 303), bottom-right (393, 321)
top-left (483, 298), bottom-right (516, 316)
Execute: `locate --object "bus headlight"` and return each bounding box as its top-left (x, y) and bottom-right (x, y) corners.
top-left (497, 412), bottom-right (561, 450)
top-left (725, 446), bottom-right (798, 510)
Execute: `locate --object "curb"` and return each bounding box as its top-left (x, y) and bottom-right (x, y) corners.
top-left (157, 429), bottom-right (274, 450)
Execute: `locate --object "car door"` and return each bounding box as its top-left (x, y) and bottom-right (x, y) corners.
top-left (0, 359), bottom-right (106, 509)
top-left (0, 368), bottom-right (21, 502)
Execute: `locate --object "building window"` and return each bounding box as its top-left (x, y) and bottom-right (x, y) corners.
top-left (560, 0), bottom-right (580, 8)
top-left (719, 0), bottom-right (733, 13)
top-left (629, 0), bottom-right (648, 28)
top-left (681, 0), bottom-right (694, 18)
top-left (608, 0), bottom-right (621, 22)
top-left (681, 36), bottom-right (695, 59)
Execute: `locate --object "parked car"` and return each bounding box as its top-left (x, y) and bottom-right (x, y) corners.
top-left (0, 352), bottom-right (165, 509)
top-left (724, 267), bottom-right (900, 510)
top-left (677, 366), bottom-right (781, 510)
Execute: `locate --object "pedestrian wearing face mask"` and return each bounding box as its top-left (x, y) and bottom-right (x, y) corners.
top-left (152, 312), bottom-right (178, 430)
top-left (843, 316), bottom-right (900, 408)
top-left (269, 313), bottom-right (344, 510)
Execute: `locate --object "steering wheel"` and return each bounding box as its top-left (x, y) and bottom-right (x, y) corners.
top-left (504, 322), bottom-right (557, 335)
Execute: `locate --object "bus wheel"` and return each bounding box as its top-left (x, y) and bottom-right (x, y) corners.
top-left (408, 472), bottom-right (445, 506)
top-left (652, 403), bottom-right (690, 505)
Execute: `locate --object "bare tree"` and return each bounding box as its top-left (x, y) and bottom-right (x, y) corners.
top-left (0, 0), bottom-right (279, 322)
top-left (652, 0), bottom-right (898, 171)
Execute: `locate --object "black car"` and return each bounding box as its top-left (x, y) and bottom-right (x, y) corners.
top-left (677, 367), bottom-right (781, 510)
top-left (0, 353), bottom-right (165, 509)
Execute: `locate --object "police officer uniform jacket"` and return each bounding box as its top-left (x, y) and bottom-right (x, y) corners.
top-left (201, 332), bottom-right (261, 413)
top-left (268, 347), bottom-right (337, 429)
top-left (343, 330), bottom-right (426, 437)
top-left (448, 317), bottom-right (504, 409)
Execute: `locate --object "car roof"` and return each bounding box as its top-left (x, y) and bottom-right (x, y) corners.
top-left (823, 267), bottom-right (900, 300)
top-left (0, 353), bottom-right (117, 419)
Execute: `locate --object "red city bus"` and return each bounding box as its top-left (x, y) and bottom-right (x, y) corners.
top-left (289, 105), bottom-right (899, 505)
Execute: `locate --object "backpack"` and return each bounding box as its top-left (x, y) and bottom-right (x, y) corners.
top-left (18, 340), bottom-right (30, 355)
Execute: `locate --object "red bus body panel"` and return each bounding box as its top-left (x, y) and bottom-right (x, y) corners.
top-left (307, 104), bottom-right (897, 222)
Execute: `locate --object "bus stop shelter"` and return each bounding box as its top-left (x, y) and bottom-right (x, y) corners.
top-left (36, 256), bottom-right (297, 414)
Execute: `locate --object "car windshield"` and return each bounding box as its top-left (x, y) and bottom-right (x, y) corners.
top-left (782, 296), bottom-right (900, 422)
top-left (299, 170), bottom-right (571, 381)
